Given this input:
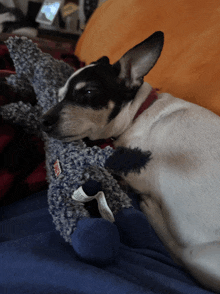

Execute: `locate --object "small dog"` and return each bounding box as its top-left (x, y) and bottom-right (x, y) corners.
top-left (41, 31), bottom-right (220, 292)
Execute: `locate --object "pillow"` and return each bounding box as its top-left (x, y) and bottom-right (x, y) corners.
top-left (75, 0), bottom-right (220, 115)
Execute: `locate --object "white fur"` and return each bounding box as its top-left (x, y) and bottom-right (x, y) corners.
top-left (114, 83), bottom-right (220, 292)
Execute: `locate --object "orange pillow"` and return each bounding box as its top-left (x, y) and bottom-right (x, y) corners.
top-left (75, 0), bottom-right (220, 115)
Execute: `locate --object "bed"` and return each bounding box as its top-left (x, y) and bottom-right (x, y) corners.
top-left (1, 0), bottom-right (220, 293)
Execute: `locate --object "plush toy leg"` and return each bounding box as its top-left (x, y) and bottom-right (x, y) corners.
top-left (71, 218), bottom-right (120, 264)
top-left (115, 207), bottom-right (160, 248)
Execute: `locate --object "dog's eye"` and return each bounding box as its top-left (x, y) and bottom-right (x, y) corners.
top-left (85, 88), bottom-right (97, 96)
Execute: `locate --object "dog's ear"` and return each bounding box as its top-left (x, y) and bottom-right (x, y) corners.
top-left (96, 56), bottom-right (110, 65)
top-left (114, 31), bottom-right (164, 89)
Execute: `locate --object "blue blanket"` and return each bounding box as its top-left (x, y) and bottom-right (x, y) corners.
top-left (0, 190), bottom-right (212, 294)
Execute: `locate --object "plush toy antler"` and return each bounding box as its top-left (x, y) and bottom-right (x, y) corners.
top-left (1, 37), bottom-right (152, 264)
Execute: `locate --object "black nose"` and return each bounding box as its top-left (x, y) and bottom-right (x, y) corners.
top-left (41, 113), bottom-right (58, 133)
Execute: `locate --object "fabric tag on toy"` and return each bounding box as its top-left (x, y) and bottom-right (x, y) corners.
top-left (54, 159), bottom-right (62, 177)
top-left (72, 187), bottom-right (115, 223)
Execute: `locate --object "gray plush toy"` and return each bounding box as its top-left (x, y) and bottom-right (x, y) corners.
top-left (1, 37), bottom-right (152, 264)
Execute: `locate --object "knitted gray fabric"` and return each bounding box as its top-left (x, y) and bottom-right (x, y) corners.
top-left (1, 36), bottom-right (132, 244)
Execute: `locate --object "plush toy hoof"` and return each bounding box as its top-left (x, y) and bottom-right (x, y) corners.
top-left (71, 218), bottom-right (120, 265)
top-left (115, 208), bottom-right (156, 248)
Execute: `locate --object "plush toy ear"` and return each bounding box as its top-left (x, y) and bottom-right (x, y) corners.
top-left (114, 31), bottom-right (164, 88)
top-left (105, 147), bottom-right (152, 176)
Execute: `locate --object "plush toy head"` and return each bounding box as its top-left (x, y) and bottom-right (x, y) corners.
top-left (1, 37), bottom-right (152, 264)
top-left (5, 36), bottom-right (74, 112)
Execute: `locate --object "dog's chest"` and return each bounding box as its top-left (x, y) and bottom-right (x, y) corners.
top-left (115, 94), bottom-right (220, 246)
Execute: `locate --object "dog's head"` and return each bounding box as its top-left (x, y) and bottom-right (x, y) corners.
top-left (41, 31), bottom-right (164, 142)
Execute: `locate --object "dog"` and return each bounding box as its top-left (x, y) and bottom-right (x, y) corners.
top-left (41, 31), bottom-right (220, 292)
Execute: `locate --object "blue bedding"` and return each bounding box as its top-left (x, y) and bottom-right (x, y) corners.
top-left (0, 190), bottom-right (212, 294)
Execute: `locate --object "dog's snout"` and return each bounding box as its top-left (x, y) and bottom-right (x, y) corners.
top-left (41, 113), bottom-right (58, 133)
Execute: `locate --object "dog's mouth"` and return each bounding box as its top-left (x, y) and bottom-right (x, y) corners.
top-left (42, 131), bottom-right (80, 142)
top-left (53, 134), bottom-right (82, 142)
top-left (52, 131), bottom-right (89, 142)
top-left (59, 136), bottom-right (77, 142)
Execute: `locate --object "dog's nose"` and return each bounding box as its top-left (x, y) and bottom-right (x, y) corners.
top-left (41, 114), bottom-right (58, 133)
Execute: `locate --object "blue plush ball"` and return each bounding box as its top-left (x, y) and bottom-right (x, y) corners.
top-left (115, 207), bottom-right (161, 249)
top-left (71, 218), bottom-right (120, 265)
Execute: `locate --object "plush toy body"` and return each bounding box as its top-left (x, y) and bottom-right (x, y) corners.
top-left (1, 37), bottom-right (152, 264)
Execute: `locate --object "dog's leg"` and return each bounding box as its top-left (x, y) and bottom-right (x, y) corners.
top-left (181, 242), bottom-right (220, 292)
top-left (139, 196), bottom-right (182, 263)
top-left (141, 197), bottom-right (220, 292)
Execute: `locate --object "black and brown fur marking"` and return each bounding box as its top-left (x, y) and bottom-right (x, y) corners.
top-left (41, 31), bottom-right (164, 142)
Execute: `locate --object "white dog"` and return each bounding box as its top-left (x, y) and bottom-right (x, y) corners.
top-left (41, 31), bottom-right (220, 292)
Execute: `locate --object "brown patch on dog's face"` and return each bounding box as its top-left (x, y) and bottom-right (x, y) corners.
top-left (47, 101), bottom-right (115, 142)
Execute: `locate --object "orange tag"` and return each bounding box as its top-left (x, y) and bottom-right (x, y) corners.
top-left (54, 159), bottom-right (61, 177)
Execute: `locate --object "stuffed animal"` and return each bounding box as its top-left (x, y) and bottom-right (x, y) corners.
top-left (0, 36), bottom-right (152, 264)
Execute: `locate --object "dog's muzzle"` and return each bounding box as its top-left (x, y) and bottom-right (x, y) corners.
top-left (41, 113), bottom-right (59, 133)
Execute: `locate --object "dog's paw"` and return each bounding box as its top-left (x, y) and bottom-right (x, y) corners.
top-left (140, 197), bottom-right (162, 221)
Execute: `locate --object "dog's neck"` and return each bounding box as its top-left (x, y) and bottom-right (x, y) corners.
top-left (100, 82), bottom-right (153, 139)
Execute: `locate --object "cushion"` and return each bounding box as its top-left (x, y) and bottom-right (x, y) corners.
top-left (75, 0), bottom-right (220, 115)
